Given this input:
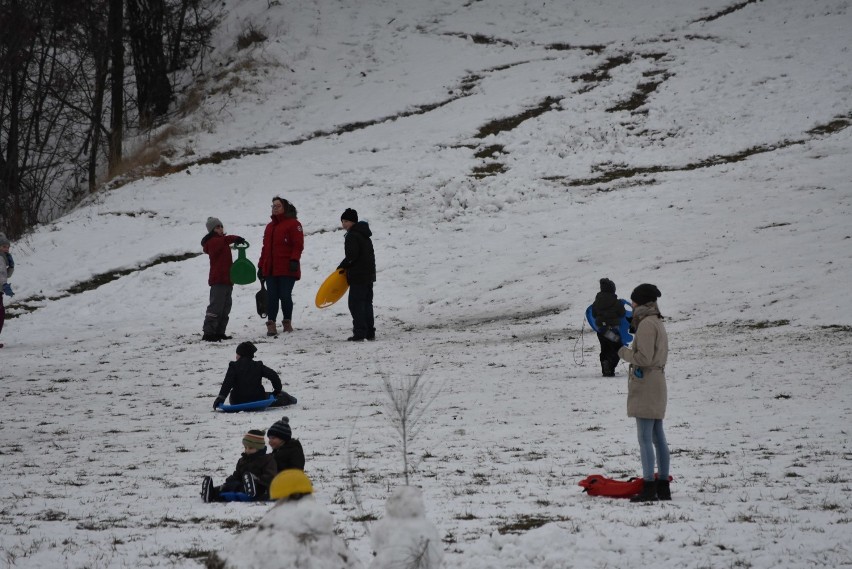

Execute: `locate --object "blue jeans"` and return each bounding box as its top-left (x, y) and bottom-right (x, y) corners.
top-left (266, 276), bottom-right (296, 321)
top-left (636, 418), bottom-right (670, 481)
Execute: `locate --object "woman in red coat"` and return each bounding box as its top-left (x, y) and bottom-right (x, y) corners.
top-left (258, 197), bottom-right (304, 336)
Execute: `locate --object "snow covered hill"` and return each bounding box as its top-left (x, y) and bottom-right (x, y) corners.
top-left (1, 1), bottom-right (851, 567)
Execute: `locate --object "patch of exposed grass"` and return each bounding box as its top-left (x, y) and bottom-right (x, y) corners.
top-left (64, 252), bottom-right (200, 296)
top-left (577, 55), bottom-right (631, 82)
top-left (553, 113), bottom-right (851, 187)
top-left (471, 162), bottom-right (506, 178)
top-left (745, 319), bottom-right (789, 329)
top-left (475, 96), bottom-right (562, 138)
top-left (497, 515), bottom-right (571, 535)
top-left (443, 32), bottom-right (516, 47)
top-left (607, 74), bottom-right (672, 113)
top-left (545, 42), bottom-right (605, 53)
top-left (236, 24), bottom-right (267, 50)
top-left (474, 144), bottom-right (504, 159)
top-left (693, 0), bottom-right (762, 23)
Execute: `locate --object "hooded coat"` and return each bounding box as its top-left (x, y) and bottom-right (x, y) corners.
top-left (339, 221), bottom-right (375, 285)
top-left (618, 302), bottom-right (668, 419)
top-left (259, 209), bottom-right (304, 280)
top-left (217, 358), bottom-right (283, 405)
top-left (591, 291), bottom-right (625, 327)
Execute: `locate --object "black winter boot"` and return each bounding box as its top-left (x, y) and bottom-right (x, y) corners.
top-left (656, 480), bottom-right (671, 501)
top-left (201, 476), bottom-right (213, 503)
top-left (630, 480), bottom-right (658, 502)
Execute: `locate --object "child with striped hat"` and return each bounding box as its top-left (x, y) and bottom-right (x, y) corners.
top-left (201, 429), bottom-right (277, 502)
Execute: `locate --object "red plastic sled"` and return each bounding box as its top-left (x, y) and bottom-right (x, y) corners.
top-left (579, 475), bottom-right (644, 498)
top-left (579, 474), bottom-right (674, 498)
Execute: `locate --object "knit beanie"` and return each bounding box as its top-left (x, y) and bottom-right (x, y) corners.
top-left (236, 341), bottom-right (257, 358)
top-left (0, 233), bottom-right (9, 247)
top-left (267, 416), bottom-right (292, 441)
top-left (630, 283), bottom-right (662, 306)
top-left (243, 429), bottom-right (266, 450)
top-left (341, 208), bottom-right (358, 222)
top-left (599, 278), bottom-right (616, 294)
top-left (206, 217), bottom-right (223, 233)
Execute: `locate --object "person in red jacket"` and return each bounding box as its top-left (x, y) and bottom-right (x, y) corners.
top-left (202, 217), bottom-right (245, 342)
top-left (257, 197), bottom-right (304, 336)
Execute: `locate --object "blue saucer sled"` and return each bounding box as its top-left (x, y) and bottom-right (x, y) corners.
top-left (216, 395), bottom-right (276, 413)
top-left (585, 299), bottom-right (634, 346)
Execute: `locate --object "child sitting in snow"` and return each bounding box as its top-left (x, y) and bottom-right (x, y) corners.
top-left (0, 232), bottom-right (14, 349)
top-left (266, 416), bottom-right (306, 472)
top-left (201, 429), bottom-right (277, 502)
top-left (213, 342), bottom-right (297, 409)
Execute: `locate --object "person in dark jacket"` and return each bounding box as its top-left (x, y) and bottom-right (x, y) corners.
top-left (214, 342), bottom-right (291, 408)
top-left (201, 217), bottom-right (245, 342)
top-left (257, 197), bottom-right (304, 336)
top-left (201, 429), bottom-right (278, 502)
top-left (0, 232), bottom-right (14, 349)
top-left (338, 208), bottom-right (376, 341)
top-left (267, 416), bottom-right (306, 472)
top-left (591, 278), bottom-right (626, 377)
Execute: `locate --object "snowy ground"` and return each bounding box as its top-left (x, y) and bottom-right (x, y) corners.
top-left (1, 0), bottom-right (851, 567)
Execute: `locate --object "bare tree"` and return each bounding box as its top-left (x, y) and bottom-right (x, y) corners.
top-left (107, 0), bottom-right (124, 174)
top-left (380, 364), bottom-right (441, 485)
top-left (125, 0), bottom-right (172, 128)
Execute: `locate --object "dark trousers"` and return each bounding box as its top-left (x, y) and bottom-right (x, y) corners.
top-left (0, 295), bottom-right (5, 336)
top-left (203, 284), bottom-right (233, 335)
top-left (266, 276), bottom-right (296, 321)
top-left (597, 332), bottom-right (621, 374)
top-left (348, 282), bottom-right (374, 339)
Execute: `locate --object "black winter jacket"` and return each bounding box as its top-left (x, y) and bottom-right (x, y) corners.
top-left (217, 358), bottom-right (282, 405)
top-left (339, 221), bottom-right (376, 285)
top-left (592, 291), bottom-right (626, 327)
top-left (224, 448), bottom-right (278, 487)
top-left (272, 439), bottom-right (306, 472)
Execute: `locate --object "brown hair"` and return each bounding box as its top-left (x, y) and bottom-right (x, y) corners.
top-left (272, 196), bottom-right (298, 218)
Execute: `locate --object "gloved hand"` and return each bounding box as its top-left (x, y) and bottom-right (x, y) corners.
top-left (257, 268), bottom-right (265, 282)
top-left (2, 283), bottom-right (12, 297)
top-left (233, 237), bottom-right (246, 245)
top-left (337, 259), bottom-right (349, 270)
top-left (6, 254), bottom-right (13, 269)
top-left (289, 260), bottom-right (299, 273)
top-left (213, 396), bottom-right (225, 410)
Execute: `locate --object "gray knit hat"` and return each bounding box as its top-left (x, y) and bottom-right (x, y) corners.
top-left (206, 217), bottom-right (223, 233)
top-left (267, 416), bottom-right (292, 441)
top-left (0, 233), bottom-right (9, 247)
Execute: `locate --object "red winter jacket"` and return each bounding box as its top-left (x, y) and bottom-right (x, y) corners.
top-left (258, 213), bottom-right (304, 279)
top-left (202, 233), bottom-right (242, 285)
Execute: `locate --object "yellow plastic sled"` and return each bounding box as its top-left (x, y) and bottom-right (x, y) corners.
top-left (315, 268), bottom-right (348, 308)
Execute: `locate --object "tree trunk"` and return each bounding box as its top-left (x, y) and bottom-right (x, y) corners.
top-left (107, 0), bottom-right (124, 173)
top-left (126, 0), bottom-right (172, 129)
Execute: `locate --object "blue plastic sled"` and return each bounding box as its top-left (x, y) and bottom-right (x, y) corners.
top-left (216, 395), bottom-right (276, 413)
top-left (219, 491), bottom-right (257, 502)
top-left (585, 299), bottom-right (634, 346)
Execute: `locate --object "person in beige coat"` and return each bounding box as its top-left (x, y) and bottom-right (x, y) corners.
top-left (618, 283), bottom-right (671, 502)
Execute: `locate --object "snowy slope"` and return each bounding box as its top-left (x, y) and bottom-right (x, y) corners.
top-left (1, 0), bottom-right (851, 568)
